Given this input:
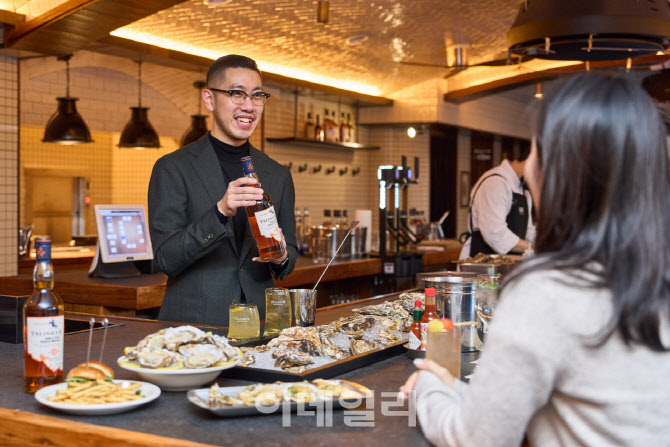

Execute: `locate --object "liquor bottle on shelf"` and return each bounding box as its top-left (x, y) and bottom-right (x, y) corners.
top-left (322, 209), bottom-right (332, 226)
top-left (323, 108), bottom-right (335, 142)
top-left (346, 113), bottom-right (355, 143)
top-left (304, 112), bottom-right (315, 140)
top-left (333, 209), bottom-right (342, 227)
top-left (23, 237), bottom-right (64, 393)
top-left (241, 156), bottom-right (286, 261)
top-left (339, 112), bottom-right (349, 143)
top-left (332, 110), bottom-right (340, 142)
top-left (314, 114), bottom-right (324, 141)
top-left (408, 300), bottom-right (424, 350)
top-left (419, 288), bottom-right (439, 350)
top-left (341, 209), bottom-right (348, 226)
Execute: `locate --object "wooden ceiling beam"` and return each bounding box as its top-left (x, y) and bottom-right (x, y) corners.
top-left (3, 0), bottom-right (186, 57)
top-left (444, 54), bottom-right (670, 103)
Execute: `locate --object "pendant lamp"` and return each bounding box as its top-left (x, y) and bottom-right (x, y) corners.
top-left (118, 61), bottom-right (160, 149)
top-left (180, 80), bottom-right (208, 147)
top-left (42, 54), bottom-right (93, 145)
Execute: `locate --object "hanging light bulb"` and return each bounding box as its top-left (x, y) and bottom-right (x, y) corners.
top-left (42, 54), bottom-right (93, 145)
top-left (180, 80), bottom-right (208, 147)
top-left (118, 60), bottom-right (161, 149)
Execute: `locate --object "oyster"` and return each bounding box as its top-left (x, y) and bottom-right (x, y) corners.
top-left (273, 339), bottom-right (321, 356)
top-left (267, 327), bottom-right (323, 354)
top-left (350, 339), bottom-right (381, 355)
top-left (319, 334), bottom-right (350, 360)
top-left (237, 383), bottom-right (283, 406)
top-left (163, 326), bottom-right (207, 351)
top-left (312, 379), bottom-right (358, 400)
top-left (284, 365), bottom-right (307, 373)
top-left (378, 328), bottom-right (402, 344)
top-left (137, 348), bottom-right (181, 368)
top-left (333, 316), bottom-right (376, 333)
top-left (180, 343), bottom-right (224, 368)
top-left (273, 348), bottom-right (314, 369)
top-left (239, 353), bottom-right (256, 367)
top-left (373, 316), bottom-right (402, 332)
top-left (209, 383), bottom-right (243, 408)
top-left (207, 334), bottom-right (239, 360)
top-left (126, 329), bottom-right (166, 360)
top-left (282, 382), bottom-right (318, 403)
top-left (253, 345), bottom-right (271, 353)
top-left (317, 324), bottom-right (339, 337)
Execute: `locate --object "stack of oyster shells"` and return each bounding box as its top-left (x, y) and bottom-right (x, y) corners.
top-left (240, 293), bottom-right (424, 374)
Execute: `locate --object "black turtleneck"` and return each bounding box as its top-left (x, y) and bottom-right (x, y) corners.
top-left (209, 133), bottom-right (251, 254)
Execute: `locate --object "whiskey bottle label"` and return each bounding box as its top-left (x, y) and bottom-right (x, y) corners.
top-left (254, 206), bottom-right (281, 241)
top-left (25, 315), bottom-right (64, 372)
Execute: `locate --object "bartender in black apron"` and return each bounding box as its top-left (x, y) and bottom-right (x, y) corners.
top-left (467, 174), bottom-right (529, 256)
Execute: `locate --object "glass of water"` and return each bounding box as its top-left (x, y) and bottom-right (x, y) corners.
top-left (475, 274), bottom-right (501, 346)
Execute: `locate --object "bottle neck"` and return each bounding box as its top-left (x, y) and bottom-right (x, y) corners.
top-left (33, 260), bottom-right (54, 290)
top-left (243, 171), bottom-right (261, 187)
top-left (413, 309), bottom-right (422, 322)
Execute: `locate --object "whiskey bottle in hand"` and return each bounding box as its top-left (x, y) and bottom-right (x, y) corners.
top-left (241, 156), bottom-right (286, 261)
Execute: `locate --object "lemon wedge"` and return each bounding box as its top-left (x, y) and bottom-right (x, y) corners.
top-left (427, 319), bottom-right (445, 333)
top-left (158, 362), bottom-right (184, 370)
top-left (123, 346), bottom-right (136, 355)
top-left (117, 360), bottom-right (141, 368)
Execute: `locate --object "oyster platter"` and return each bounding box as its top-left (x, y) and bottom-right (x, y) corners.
top-left (187, 379), bottom-right (371, 417)
top-left (225, 292), bottom-right (425, 382)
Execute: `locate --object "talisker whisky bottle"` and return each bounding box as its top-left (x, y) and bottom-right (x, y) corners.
top-left (23, 237), bottom-right (64, 393)
top-left (241, 156), bottom-right (286, 261)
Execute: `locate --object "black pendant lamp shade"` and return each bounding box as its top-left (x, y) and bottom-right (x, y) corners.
top-left (118, 61), bottom-right (160, 149)
top-left (508, 0), bottom-right (670, 61)
top-left (180, 81), bottom-right (208, 147)
top-left (42, 55), bottom-right (93, 144)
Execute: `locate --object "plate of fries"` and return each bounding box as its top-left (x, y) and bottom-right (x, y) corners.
top-left (35, 379), bottom-right (161, 415)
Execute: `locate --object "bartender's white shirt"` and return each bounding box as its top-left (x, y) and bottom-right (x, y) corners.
top-left (459, 160), bottom-right (536, 259)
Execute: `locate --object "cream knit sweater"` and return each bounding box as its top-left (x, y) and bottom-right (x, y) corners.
top-left (414, 268), bottom-right (670, 446)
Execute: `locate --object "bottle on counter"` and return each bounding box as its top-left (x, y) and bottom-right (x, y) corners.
top-left (408, 300), bottom-right (424, 350)
top-left (419, 288), bottom-right (439, 350)
top-left (322, 209), bottom-right (332, 227)
top-left (346, 113), bottom-right (354, 143)
top-left (304, 112), bottom-right (315, 140)
top-left (314, 114), bottom-right (324, 141)
top-left (295, 208), bottom-right (305, 255)
top-left (241, 156), bottom-right (286, 261)
top-left (23, 237), bottom-right (64, 393)
top-left (341, 209), bottom-right (348, 227)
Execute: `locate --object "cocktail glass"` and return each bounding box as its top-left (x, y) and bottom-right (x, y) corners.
top-left (426, 329), bottom-right (461, 379)
top-left (227, 302), bottom-right (260, 340)
top-left (475, 274), bottom-right (501, 345)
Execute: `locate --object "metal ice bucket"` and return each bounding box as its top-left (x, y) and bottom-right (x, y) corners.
top-left (423, 273), bottom-right (479, 352)
top-left (349, 226), bottom-right (367, 257)
top-left (309, 226), bottom-right (351, 260)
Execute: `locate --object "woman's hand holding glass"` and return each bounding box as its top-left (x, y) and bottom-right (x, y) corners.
top-left (399, 358), bottom-right (456, 400)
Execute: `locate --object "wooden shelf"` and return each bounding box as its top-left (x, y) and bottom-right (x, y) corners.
top-left (266, 137), bottom-right (380, 150)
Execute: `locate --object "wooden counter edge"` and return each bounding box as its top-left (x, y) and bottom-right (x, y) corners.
top-left (0, 408), bottom-right (219, 447)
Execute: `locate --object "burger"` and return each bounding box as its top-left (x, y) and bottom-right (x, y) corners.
top-left (66, 361), bottom-right (115, 383)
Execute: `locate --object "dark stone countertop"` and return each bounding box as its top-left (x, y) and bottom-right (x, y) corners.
top-left (0, 296), bottom-right (478, 446)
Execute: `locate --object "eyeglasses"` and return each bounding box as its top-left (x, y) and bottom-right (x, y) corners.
top-left (208, 88), bottom-right (271, 106)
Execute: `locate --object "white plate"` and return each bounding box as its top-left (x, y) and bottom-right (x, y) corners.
top-left (35, 380), bottom-right (160, 416)
top-left (117, 352), bottom-right (241, 391)
top-left (187, 380), bottom-right (370, 417)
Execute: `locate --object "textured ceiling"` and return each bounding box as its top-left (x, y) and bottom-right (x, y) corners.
top-left (113, 0), bottom-right (521, 97)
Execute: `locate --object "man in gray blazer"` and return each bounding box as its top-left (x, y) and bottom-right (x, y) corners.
top-left (148, 54), bottom-right (297, 327)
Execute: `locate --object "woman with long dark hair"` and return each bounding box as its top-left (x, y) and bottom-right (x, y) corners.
top-left (401, 72), bottom-right (670, 446)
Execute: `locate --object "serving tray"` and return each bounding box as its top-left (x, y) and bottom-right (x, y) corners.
top-left (221, 340), bottom-right (406, 382)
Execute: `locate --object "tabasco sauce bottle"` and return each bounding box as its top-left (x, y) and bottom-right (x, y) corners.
top-left (420, 288), bottom-right (439, 350)
top-left (408, 300), bottom-right (424, 350)
top-left (23, 237), bottom-right (64, 393)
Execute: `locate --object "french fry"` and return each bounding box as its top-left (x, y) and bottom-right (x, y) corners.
top-left (47, 380), bottom-right (144, 405)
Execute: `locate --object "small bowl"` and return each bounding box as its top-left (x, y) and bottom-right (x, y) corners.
top-left (117, 349), bottom-right (241, 392)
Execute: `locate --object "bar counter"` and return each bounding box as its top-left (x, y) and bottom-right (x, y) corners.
top-left (3, 241), bottom-right (462, 316)
top-left (0, 292), bottom-right (477, 447)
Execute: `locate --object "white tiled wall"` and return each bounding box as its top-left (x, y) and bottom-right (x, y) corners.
top-left (0, 56), bottom-right (18, 276)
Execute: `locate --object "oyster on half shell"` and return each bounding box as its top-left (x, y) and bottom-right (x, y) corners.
top-left (163, 326), bottom-right (207, 351)
top-left (273, 348), bottom-right (314, 370)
